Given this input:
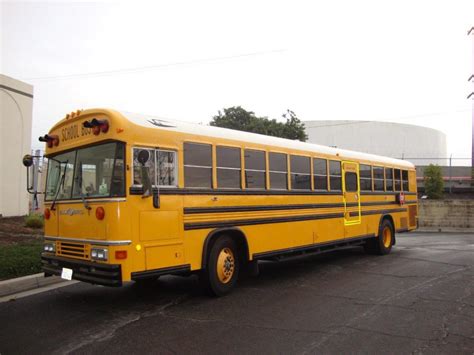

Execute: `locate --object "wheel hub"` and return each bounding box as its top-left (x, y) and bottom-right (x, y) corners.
top-left (217, 248), bottom-right (235, 284)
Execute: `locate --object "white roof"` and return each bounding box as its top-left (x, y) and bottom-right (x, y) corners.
top-left (121, 111), bottom-right (415, 169)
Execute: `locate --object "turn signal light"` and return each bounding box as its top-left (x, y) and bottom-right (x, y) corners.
top-left (83, 119), bottom-right (109, 135)
top-left (44, 208), bottom-right (51, 220)
top-left (95, 206), bottom-right (105, 220)
top-left (115, 250), bottom-right (127, 260)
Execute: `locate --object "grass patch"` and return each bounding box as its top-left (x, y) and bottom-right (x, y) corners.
top-left (24, 214), bottom-right (44, 229)
top-left (0, 240), bottom-right (43, 280)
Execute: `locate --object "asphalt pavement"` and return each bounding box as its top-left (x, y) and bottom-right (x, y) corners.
top-left (1, 232), bottom-right (473, 354)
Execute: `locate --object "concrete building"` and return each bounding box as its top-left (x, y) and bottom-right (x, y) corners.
top-left (304, 120), bottom-right (447, 166)
top-left (0, 74), bottom-right (33, 217)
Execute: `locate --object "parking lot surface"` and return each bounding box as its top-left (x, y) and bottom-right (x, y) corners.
top-left (1, 232), bottom-right (473, 354)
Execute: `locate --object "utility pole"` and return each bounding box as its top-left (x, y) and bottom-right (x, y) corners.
top-left (469, 27), bottom-right (474, 186)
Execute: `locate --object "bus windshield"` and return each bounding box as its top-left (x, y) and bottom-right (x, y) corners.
top-left (45, 142), bottom-right (125, 201)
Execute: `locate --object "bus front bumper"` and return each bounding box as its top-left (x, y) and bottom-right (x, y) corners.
top-left (41, 254), bottom-right (122, 287)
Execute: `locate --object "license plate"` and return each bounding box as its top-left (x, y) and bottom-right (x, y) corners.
top-left (61, 267), bottom-right (73, 280)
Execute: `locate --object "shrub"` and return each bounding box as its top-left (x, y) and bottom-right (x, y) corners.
top-left (423, 164), bottom-right (444, 199)
top-left (24, 214), bottom-right (44, 229)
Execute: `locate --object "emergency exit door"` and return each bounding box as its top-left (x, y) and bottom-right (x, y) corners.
top-left (342, 161), bottom-right (361, 226)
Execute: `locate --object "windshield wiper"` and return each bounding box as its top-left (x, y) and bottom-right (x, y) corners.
top-left (75, 162), bottom-right (91, 210)
top-left (51, 160), bottom-right (68, 211)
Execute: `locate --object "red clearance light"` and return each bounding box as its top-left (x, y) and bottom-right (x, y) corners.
top-left (115, 250), bottom-right (127, 260)
top-left (44, 208), bottom-right (51, 220)
top-left (96, 207), bottom-right (105, 220)
top-left (83, 119), bottom-right (109, 136)
top-left (100, 120), bottom-right (109, 133)
top-left (92, 125), bottom-right (101, 135)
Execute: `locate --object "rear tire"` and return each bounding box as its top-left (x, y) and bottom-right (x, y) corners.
top-left (365, 219), bottom-right (394, 255)
top-left (200, 236), bottom-right (240, 297)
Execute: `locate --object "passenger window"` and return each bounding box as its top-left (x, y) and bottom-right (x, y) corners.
top-left (359, 164), bottom-right (372, 191)
top-left (373, 166), bottom-right (384, 191)
top-left (216, 146), bottom-right (241, 189)
top-left (245, 149), bottom-right (266, 189)
top-left (329, 160), bottom-right (342, 191)
top-left (394, 169), bottom-right (402, 191)
top-left (402, 170), bottom-right (409, 191)
top-left (269, 152), bottom-right (288, 190)
top-left (133, 148), bottom-right (156, 186)
top-left (184, 142), bottom-right (212, 188)
top-left (345, 172), bottom-right (357, 192)
top-left (313, 158), bottom-right (328, 190)
top-left (290, 155), bottom-right (311, 190)
top-left (385, 168), bottom-right (394, 191)
top-left (157, 150), bottom-right (177, 187)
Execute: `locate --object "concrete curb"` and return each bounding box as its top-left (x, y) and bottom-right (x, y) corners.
top-left (0, 273), bottom-right (74, 298)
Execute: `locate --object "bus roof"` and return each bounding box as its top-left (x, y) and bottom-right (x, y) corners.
top-left (121, 111), bottom-right (415, 169)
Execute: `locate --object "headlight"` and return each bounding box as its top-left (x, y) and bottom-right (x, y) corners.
top-left (43, 243), bottom-right (56, 253)
top-left (91, 248), bottom-right (108, 261)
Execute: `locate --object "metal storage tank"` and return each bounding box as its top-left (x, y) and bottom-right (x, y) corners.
top-left (304, 120), bottom-right (447, 166)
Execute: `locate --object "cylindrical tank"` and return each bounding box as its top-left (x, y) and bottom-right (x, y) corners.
top-left (304, 120), bottom-right (447, 166)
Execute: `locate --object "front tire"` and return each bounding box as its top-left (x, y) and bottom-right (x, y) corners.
top-left (200, 236), bottom-right (240, 296)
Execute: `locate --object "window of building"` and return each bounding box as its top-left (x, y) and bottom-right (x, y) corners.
top-left (385, 168), bottom-right (394, 191)
top-left (359, 164), bottom-right (372, 191)
top-left (245, 149), bottom-right (266, 189)
top-left (184, 142), bottom-right (212, 188)
top-left (269, 152), bottom-right (288, 190)
top-left (394, 169), bottom-right (402, 191)
top-left (345, 172), bottom-right (358, 192)
top-left (216, 146), bottom-right (241, 189)
top-left (329, 160), bottom-right (342, 191)
top-left (313, 158), bottom-right (328, 190)
top-left (373, 166), bottom-right (385, 191)
top-left (402, 170), bottom-right (409, 191)
top-left (290, 155), bottom-right (311, 190)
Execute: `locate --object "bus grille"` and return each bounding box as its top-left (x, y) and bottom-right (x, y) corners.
top-left (57, 242), bottom-right (89, 260)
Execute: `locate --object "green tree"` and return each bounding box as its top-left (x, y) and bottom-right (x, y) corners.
top-left (423, 164), bottom-right (444, 199)
top-left (210, 106), bottom-right (308, 142)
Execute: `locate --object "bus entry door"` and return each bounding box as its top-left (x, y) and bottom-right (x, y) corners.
top-left (342, 161), bottom-right (361, 227)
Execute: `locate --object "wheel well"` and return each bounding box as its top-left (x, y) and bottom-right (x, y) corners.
top-left (380, 214), bottom-right (396, 245)
top-left (201, 228), bottom-right (249, 269)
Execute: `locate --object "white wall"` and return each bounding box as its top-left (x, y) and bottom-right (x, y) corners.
top-left (0, 74), bottom-right (33, 217)
top-left (304, 120), bottom-right (447, 166)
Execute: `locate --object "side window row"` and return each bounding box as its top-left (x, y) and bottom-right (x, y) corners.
top-left (358, 164), bottom-right (409, 192)
top-left (133, 143), bottom-right (412, 192)
top-left (183, 142), bottom-right (343, 191)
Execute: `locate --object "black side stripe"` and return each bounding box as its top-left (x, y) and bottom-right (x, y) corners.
top-left (350, 208), bottom-right (407, 217)
top-left (253, 234), bottom-right (376, 260)
top-left (184, 207), bottom-right (409, 230)
top-left (184, 201), bottom-right (416, 214)
top-left (131, 186), bottom-right (418, 197)
top-left (184, 212), bottom-right (345, 231)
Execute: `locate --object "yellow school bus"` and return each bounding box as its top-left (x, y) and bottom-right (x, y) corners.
top-left (24, 108), bottom-right (418, 296)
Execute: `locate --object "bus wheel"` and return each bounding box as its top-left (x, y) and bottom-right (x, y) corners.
top-left (201, 236), bottom-right (240, 296)
top-left (366, 219), bottom-right (394, 255)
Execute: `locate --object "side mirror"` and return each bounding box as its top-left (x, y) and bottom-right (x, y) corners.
top-left (23, 154), bottom-right (34, 167)
top-left (22, 154), bottom-right (44, 199)
top-left (137, 150), bottom-right (150, 165)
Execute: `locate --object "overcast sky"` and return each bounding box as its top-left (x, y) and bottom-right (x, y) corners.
top-left (1, 0), bottom-right (473, 162)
